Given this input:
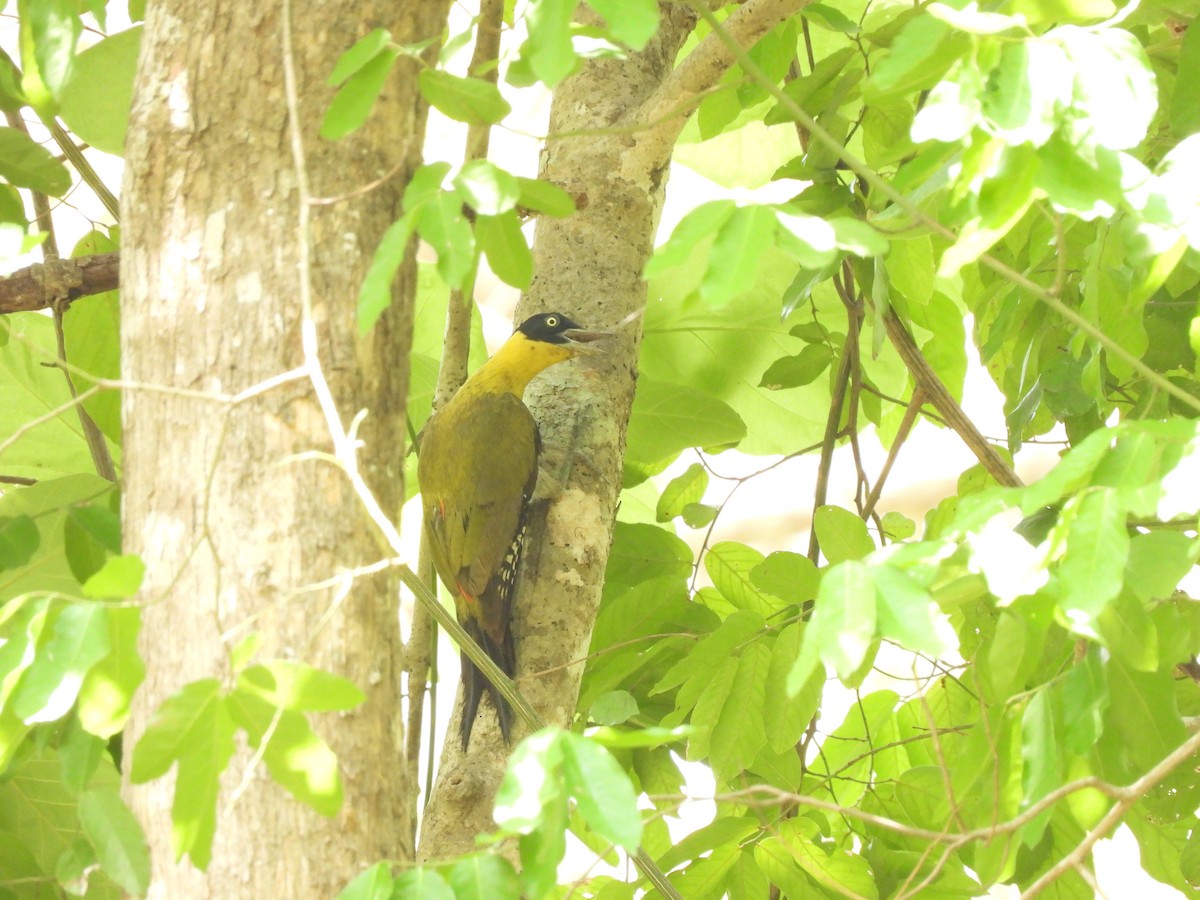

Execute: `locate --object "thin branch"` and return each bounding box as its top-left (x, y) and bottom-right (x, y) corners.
top-left (0, 252), bottom-right (121, 314)
top-left (807, 272), bottom-right (860, 563)
top-left (861, 386), bottom-right (923, 520)
top-left (882, 310), bottom-right (1021, 488)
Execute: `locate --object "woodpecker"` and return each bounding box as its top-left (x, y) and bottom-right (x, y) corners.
top-left (418, 312), bottom-right (610, 750)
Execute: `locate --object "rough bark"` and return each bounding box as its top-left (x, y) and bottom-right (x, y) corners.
top-left (417, 5), bottom-right (701, 859)
top-left (121, 1), bottom-right (446, 895)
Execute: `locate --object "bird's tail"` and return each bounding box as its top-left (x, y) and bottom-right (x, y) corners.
top-left (460, 619), bottom-right (516, 751)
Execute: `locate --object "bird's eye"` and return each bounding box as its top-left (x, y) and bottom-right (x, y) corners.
top-left (545, 315), bottom-right (559, 328)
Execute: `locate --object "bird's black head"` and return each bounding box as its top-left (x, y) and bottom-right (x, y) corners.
top-left (516, 312), bottom-right (610, 347)
top-left (517, 312), bottom-right (581, 344)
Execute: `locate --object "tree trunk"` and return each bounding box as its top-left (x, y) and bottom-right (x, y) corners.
top-left (417, 6), bottom-right (700, 858)
top-left (122, 1), bottom-right (446, 894)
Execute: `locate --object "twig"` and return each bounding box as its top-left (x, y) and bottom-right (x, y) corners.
top-left (861, 387), bottom-right (924, 520)
top-left (882, 310), bottom-right (1020, 488)
top-left (807, 274), bottom-right (860, 563)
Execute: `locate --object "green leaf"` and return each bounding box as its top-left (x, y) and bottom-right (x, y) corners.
top-left (656, 463), bottom-right (708, 522)
top-left (515, 177), bottom-right (575, 217)
top-left (645, 201), bottom-right (736, 279)
top-left (624, 378), bottom-right (746, 481)
top-left (1097, 590), bottom-right (1158, 673)
top-left (928, 2), bottom-right (1025, 34)
top-left (0, 514), bottom-right (39, 569)
top-left (590, 690), bottom-right (639, 726)
top-left (320, 47), bottom-right (400, 140)
top-left (1105, 659), bottom-right (1186, 772)
top-left (417, 190), bottom-right (476, 290)
top-left (911, 64), bottom-right (983, 143)
top-left (604, 523), bottom-right (692, 588)
top-left (981, 38), bottom-right (1071, 147)
top-left (803, 3), bottom-right (860, 33)
top-left (758, 343), bottom-right (833, 390)
top-left (881, 511), bottom-right (916, 539)
top-left (830, 217), bottom-right (889, 256)
top-left (475, 211), bottom-right (532, 290)
top-left (58, 26), bottom-right (141, 156)
top-left (78, 787), bottom-right (150, 895)
top-left (66, 502), bottom-right (121, 556)
top-left (337, 862), bottom-right (394, 900)
top-left (873, 565), bottom-right (956, 657)
top-left (328, 29), bottom-right (391, 86)
top-left (709, 640), bottom-right (771, 778)
top-left (1057, 648), bottom-right (1107, 755)
top-left (755, 837), bottom-right (813, 898)
top-left (655, 610), bottom-right (765, 712)
top-left (237, 660), bottom-right (365, 712)
top-left (22, 0), bottom-right (80, 99)
top-left (81, 554), bottom-right (145, 598)
top-left (449, 855), bottom-right (520, 900)
top-left (1172, 22), bottom-right (1200, 137)
top-left (0, 126), bottom-right (71, 195)
top-left (782, 819), bottom-right (879, 898)
top-left (587, 0), bottom-right (659, 49)
top-left (681, 502), bottom-right (717, 529)
top-left (357, 211), bottom-right (417, 333)
top-left (587, 725), bottom-right (688, 749)
top-left (226, 689), bottom-right (344, 817)
top-left (0, 747), bottom-right (88, 887)
top-left (750, 551), bottom-right (819, 606)
top-left (129, 678), bottom-right (236, 869)
top-left (420, 69), bottom-right (511, 125)
top-left (59, 718), bottom-right (104, 792)
top-left (1125, 531), bottom-right (1196, 603)
top-left (64, 513), bottom-right (110, 585)
top-left (706, 541), bottom-right (782, 617)
top-left (12, 602), bottom-right (110, 724)
top-left (391, 868), bottom-right (455, 900)
top-left (686, 655), bottom-right (737, 761)
top-left (765, 627), bottom-right (822, 753)
top-left (813, 504), bottom-right (874, 563)
top-left (494, 729), bottom-right (566, 839)
top-left (560, 731), bottom-right (642, 850)
top-left (1019, 689), bottom-right (1061, 845)
top-left (1055, 25), bottom-right (1156, 151)
top-left (455, 160), bottom-right (519, 215)
top-left (810, 560), bottom-right (876, 683)
top-left (520, 0), bottom-right (579, 86)
top-left (1057, 489), bottom-right (1129, 629)
top-left (700, 206), bottom-right (779, 307)
top-left (77, 605), bottom-right (144, 738)
top-left (0, 49), bottom-right (27, 112)
top-left (868, 14), bottom-right (969, 100)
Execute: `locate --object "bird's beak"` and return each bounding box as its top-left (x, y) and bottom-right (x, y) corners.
top-left (563, 328), bottom-right (611, 354)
